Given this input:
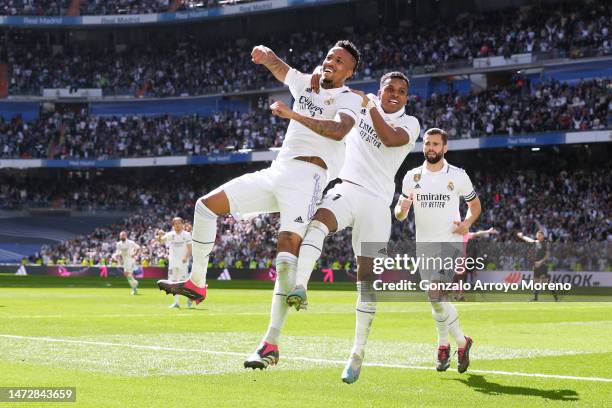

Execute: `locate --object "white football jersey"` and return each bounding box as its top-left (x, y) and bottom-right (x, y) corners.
top-left (116, 239), bottom-right (139, 261)
top-left (276, 68), bottom-right (362, 180)
top-left (163, 230), bottom-right (192, 266)
top-left (339, 94), bottom-right (420, 205)
top-left (402, 160), bottom-right (477, 242)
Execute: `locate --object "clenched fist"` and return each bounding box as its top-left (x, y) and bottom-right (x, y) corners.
top-left (270, 100), bottom-right (294, 119)
top-left (251, 45), bottom-right (276, 65)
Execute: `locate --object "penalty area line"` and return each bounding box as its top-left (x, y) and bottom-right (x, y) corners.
top-left (0, 334), bottom-right (610, 383)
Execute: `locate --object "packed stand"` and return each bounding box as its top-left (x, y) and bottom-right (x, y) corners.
top-left (81, 0), bottom-right (170, 15)
top-left (17, 158), bottom-right (612, 271)
top-left (410, 78), bottom-right (611, 139)
top-left (0, 100), bottom-right (285, 159)
top-left (5, 0), bottom-right (610, 96)
top-left (2, 78), bottom-right (610, 160)
top-left (0, 0), bottom-right (68, 16)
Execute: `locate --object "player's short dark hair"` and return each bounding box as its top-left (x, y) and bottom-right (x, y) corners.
top-left (334, 40), bottom-right (360, 70)
top-left (380, 71), bottom-right (410, 89)
top-left (424, 128), bottom-right (448, 145)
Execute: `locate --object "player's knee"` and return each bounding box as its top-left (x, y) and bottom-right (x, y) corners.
top-left (356, 257), bottom-right (375, 282)
top-left (277, 231), bottom-right (301, 255)
top-left (428, 288), bottom-right (444, 303)
top-left (200, 191), bottom-right (229, 216)
top-left (312, 208), bottom-right (337, 232)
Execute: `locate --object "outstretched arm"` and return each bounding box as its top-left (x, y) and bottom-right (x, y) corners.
top-left (517, 232), bottom-right (536, 243)
top-left (251, 45), bottom-right (291, 83)
top-left (472, 227), bottom-right (499, 238)
top-left (270, 100), bottom-right (355, 141)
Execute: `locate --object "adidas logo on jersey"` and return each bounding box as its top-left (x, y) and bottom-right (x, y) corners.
top-left (415, 183), bottom-right (421, 189)
top-left (305, 87), bottom-right (312, 93)
top-left (377, 247), bottom-right (388, 255)
top-left (294, 216), bottom-right (304, 223)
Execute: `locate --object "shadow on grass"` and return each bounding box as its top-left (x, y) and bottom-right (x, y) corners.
top-left (447, 374), bottom-right (579, 401)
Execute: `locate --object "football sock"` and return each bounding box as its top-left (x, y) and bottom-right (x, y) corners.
top-left (173, 295), bottom-right (180, 305)
top-left (350, 281), bottom-right (376, 358)
top-left (263, 252), bottom-right (297, 345)
top-left (295, 220), bottom-right (329, 289)
top-left (431, 301), bottom-right (450, 346)
top-left (127, 275), bottom-right (138, 289)
top-left (190, 199), bottom-right (217, 288)
top-left (445, 302), bottom-right (466, 348)
top-left (534, 289), bottom-right (539, 300)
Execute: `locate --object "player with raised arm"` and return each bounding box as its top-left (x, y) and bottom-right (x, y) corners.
top-left (454, 227), bottom-right (499, 301)
top-left (517, 229), bottom-right (558, 302)
top-left (395, 128), bottom-right (481, 374)
top-left (156, 41), bottom-right (362, 369)
top-left (284, 71), bottom-right (420, 383)
top-left (114, 231), bottom-right (141, 295)
top-left (156, 217), bottom-right (193, 308)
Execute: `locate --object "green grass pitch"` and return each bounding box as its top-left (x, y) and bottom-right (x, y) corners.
top-left (1, 276), bottom-right (611, 407)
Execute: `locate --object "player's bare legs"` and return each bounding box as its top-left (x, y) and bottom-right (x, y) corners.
top-left (288, 208), bottom-right (338, 309)
top-left (157, 189), bottom-right (230, 303)
top-left (342, 256), bottom-right (376, 384)
top-left (429, 287), bottom-right (472, 373)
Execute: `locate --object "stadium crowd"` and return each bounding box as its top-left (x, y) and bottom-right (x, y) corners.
top-left (0, 99), bottom-right (285, 159)
top-left (10, 157), bottom-right (610, 271)
top-left (1, 78), bottom-right (610, 159)
top-left (81, 0), bottom-right (170, 15)
top-left (6, 0), bottom-right (610, 96)
top-left (0, 0), bottom-right (258, 16)
top-left (0, 0), bottom-right (69, 16)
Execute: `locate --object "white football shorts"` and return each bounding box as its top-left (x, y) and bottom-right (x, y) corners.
top-left (223, 159), bottom-right (326, 237)
top-left (318, 181), bottom-right (391, 258)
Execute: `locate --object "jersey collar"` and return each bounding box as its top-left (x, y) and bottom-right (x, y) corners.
top-left (422, 159), bottom-right (449, 174)
top-left (321, 84), bottom-right (350, 96)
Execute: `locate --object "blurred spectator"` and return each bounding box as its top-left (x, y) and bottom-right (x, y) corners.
top-left (1, 78), bottom-right (609, 159)
top-left (5, 1), bottom-right (610, 96)
top-left (9, 157), bottom-right (610, 268)
top-left (0, 103), bottom-right (285, 159)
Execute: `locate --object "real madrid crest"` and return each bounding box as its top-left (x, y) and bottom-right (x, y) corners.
top-left (324, 98), bottom-right (334, 105)
top-left (447, 181), bottom-right (454, 191)
top-left (413, 174), bottom-right (421, 182)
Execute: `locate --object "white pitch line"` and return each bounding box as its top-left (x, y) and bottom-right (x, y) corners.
top-left (1, 334), bottom-right (611, 383)
top-left (0, 311), bottom-right (355, 319)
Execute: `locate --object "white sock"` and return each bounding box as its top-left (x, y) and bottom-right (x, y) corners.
top-left (350, 281), bottom-right (376, 358)
top-left (445, 302), bottom-right (466, 348)
top-left (190, 199), bottom-right (217, 288)
top-left (173, 294), bottom-right (180, 305)
top-left (127, 275), bottom-right (138, 288)
top-left (295, 221), bottom-right (329, 288)
top-left (263, 252), bottom-right (297, 345)
top-left (431, 301), bottom-right (450, 347)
